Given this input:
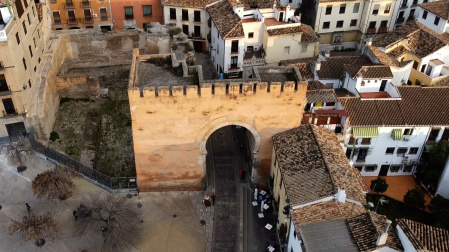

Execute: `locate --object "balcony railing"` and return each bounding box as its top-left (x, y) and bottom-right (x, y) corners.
top-left (228, 63), bottom-right (241, 71)
top-left (84, 17), bottom-right (93, 23)
top-left (2, 109), bottom-right (18, 117)
top-left (81, 0), bottom-right (90, 7)
top-left (366, 28), bottom-right (377, 34)
top-left (378, 27), bottom-right (388, 33)
top-left (243, 49), bottom-right (265, 67)
top-left (54, 18), bottom-right (62, 24)
top-left (68, 18), bottom-right (77, 24)
top-left (231, 49), bottom-right (239, 55)
top-left (65, 1), bottom-right (75, 9)
top-left (400, 4), bottom-right (407, 9)
top-left (191, 32), bottom-right (202, 39)
top-left (397, 17), bottom-right (405, 23)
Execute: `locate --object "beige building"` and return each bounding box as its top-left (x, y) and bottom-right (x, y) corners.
top-left (0, 0), bottom-right (51, 142)
top-left (128, 49), bottom-right (308, 191)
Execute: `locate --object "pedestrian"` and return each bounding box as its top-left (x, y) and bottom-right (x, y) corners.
top-left (25, 203), bottom-right (30, 213)
top-left (211, 193), bottom-right (216, 206)
top-left (258, 195), bottom-right (263, 203)
top-left (241, 169), bottom-right (246, 180)
top-left (260, 201), bottom-right (265, 213)
top-left (254, 188), bottom-right (258, 201)
top-left (136, 187), bottom-right (140, 199)
top-left (203, 194), bottom-right (211, 207)
top-left (73, 210), bottom-right (78, 221)
top-left (239, 169), bottom-right (244, 181)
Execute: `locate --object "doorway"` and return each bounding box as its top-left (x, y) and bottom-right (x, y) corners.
top-left (2, 98), bottom-right (16, 115)
top-left (279, 12), bottom-right (284, 22)
top-left (379, 80), bottom-right (387, 91)
top-left (379, 165), bottom-right (389, 176)
top-left (6, 122), bottom-right (26, 142)
top-left (193, 41), bottom-right (203, 52)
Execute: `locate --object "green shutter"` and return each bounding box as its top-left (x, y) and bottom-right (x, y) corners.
top-left (391, 129), bottom-right (403, 141)
top-left (353, 127), bottom-right (379, 138)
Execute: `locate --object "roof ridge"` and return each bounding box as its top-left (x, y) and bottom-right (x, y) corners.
top-left (224, 20), bottom-right (243, 38)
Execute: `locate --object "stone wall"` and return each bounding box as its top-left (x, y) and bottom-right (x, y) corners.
top-left (128, 78), bottom-right (308, 191)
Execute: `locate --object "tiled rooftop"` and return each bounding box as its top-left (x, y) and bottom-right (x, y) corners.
top-left (280, 57), bottom-right (316, 80)
top-left (318, 56), bottom-right (373, 79)
top-left (162, 0), bottom-right (210, 8)
top-left (367, 46), bottom-right (410, 68)
top-left (339, 86), bottom-right (449, 126)
top-left (420, 0), bottom-right (449, 20)
top-left (345, 65), bottom-right (393, 79)
top-left (228, 0), bottom-right (274, 10)
top-left (272, 124), bottom-right (366, 206)
top-left (207, 0), bottom-right (245, 38)
top-left (397, 218), bottom-right (449, 251)
top-left (306, 89), bottom-right (337, 103)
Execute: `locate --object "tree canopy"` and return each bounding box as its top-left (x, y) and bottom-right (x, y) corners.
top-left (370, 177), bottom-right (389, 194)
top-left (403, 187), bottom-right (426, 209)
top-left (32, 165), bottom-right (78, 201)
top-left (9, 211), bottom-right (60, 244)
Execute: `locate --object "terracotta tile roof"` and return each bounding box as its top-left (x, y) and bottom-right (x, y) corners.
top-left (367, 46), bottom-right (410, 68)
top-left (307, 89), bottom-right (337, 103)
top-left (335, 88), bottom-right (356, 97)
top-left (433, 76), bottom-right (449, 87)
top-left (280, 57), bottom-right (316, 80)
top-left (207, 0), bottom-right (245, 38)
top-left (229, 0), bottom-right (274, 9)
top-left (266, 24), bottom-right (319, 42)
top-left (162, 0), bottom-right (210, 8)
top-left (273, 124), bottom-right (367, 206)
top-left (307, 81), bottom-right (330, 90)
top-left (420, 0), bottom-right (449, 19)
top-left (318, 56), bottom-right (373, 79)
top-left (339, 86), bottom-right (449, 126)
top-left (345, 65), bottom-right (393, 79)
top-left (348, 213), bottom-right (403, 251)
top-left (371, 21), bottom-right (421, 48)
top-left (397, 218), bottom-right (449, 251)
top-left (387, 45), bottom-right (407, 57)
top-left (408, 29), bottom-right (447, 58)
top-left (292, 200), bottom-right (366, 226)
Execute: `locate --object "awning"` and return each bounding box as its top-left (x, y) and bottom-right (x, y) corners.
top-left (391, 129), bottom-right (403, 141)
top-left (353, 127), bottom-right (379, 138)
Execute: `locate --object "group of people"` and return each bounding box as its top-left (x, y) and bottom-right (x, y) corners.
top-left (203, 193), bottom-right (216, 207)
top-left (254, 186), bottom-right (272, 213)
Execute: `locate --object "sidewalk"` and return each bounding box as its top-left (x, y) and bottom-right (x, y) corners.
top-left (0, 150), bottom-right (207, 252)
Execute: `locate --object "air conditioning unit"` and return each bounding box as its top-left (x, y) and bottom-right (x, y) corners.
top-left (402, 156), bottom-right (409, 164)
top-left (93, 13), bottom-right (98, 18)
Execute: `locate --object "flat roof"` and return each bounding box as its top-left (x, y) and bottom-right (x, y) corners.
top-left (136, 60), bottom-right (196, 87)
top-left (359, 92), bottom-right (390, 98)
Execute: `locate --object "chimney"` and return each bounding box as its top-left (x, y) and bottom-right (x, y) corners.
top-left (336, 188), bottom-right (346, 203)
top-left (315, 59), bottom-right (321, 71)
top-left (376, 220), bottom-right (392, 246)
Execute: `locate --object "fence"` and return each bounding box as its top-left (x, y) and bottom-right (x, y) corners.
top-left (29, 131), bottom-right (137, 192)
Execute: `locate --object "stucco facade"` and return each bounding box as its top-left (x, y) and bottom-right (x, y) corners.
top-left (110, 0), bottom-right (163, 30)
top-left (128, 50), bottom-right (307, 191)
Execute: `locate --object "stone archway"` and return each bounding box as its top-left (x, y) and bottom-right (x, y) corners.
top-left (197, 116), bottom-right (261, 189)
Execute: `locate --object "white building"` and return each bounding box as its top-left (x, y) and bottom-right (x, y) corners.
top-left (396, 219), bottom-right (449, 251)
top-left (390, 0), bottom-right (433, 30)
top-left (416, 1), bottom-right (449, 34)
top-left (270, 124), bottom-right (403, 252)
top-left (340, 86), bottom-right (449, 177)
top-left (207, 0), bottom-right (318, 77)
top-left (162, 0), bottom-right (210, 51)
top-left (312, 0), bottom-right (399, 51)
top-left (279, 0), bottom-right (302, 9)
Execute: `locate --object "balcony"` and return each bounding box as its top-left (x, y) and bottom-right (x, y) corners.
top-left (366, 28), bottom-right (377, 34)
top-left (231, 49), bottom-right (239, 55)
top-left (378, 27), bottom-right (388, 33)
top-left (397, 17), bottom-right (405, 24)
top-left (190, 32), bottom-right (202, 39)
top-left (400, 4), bottom-right (407, 9)
top-left (2, 109), bottom-right (18, 117)
top-left (68, 18), bottom-right (78, 24)
top-left (84, 17), bottom-right (93, 23)
top-left (81, 0), bottom-right (90, 7)
top-left (54, 18), bottom-right (62, 24)
top-left (228, 63), bottom-right (241, 71)
top-left (64, 1), bottom-right (75, 9)
top-left (243, 49), bottom-right (265, 67)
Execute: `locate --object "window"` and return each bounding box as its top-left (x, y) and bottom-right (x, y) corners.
top-left (16, 0), bottom-right (24, 18)
top-left (434, 16), bottom-right (440, 25)
top-left (98, 8), bottom-right (107, 21)
top-left (336, 20), bottom-right (343, 28)
top-left (194, 25), bottom-right (200, 37)
top-left (403, 165), bottom-right (413, 172)
top-left (325, 102), bottom-right (335, 106)
top-left (34, 66), bottom-right (36, 72)
top-left (412, 60), bottom-right (418, 69)
top-left (390, 165), bottom-right (402, 172)
top-left (397, 148), bottom-right (407, 156)
top-left (28, 79), bottom-right (31, 88)
top-left (353, 3), bottom-right (360, 13)
top-left (340, 4), bottom-right (346, 14)
top-left (365, 165), bottom-right (377, 172)
top-left (230, 56), bottom-right (238, 68)
top-left (386, 147), bottom-right (395, 154)
top-left (284, 46), bottom-right (290, 54)
top-left (22, 58), bottom-right (27, 70)
top-left (325, 5), bottom-right (332, 15)
top-left (412, 0), bottom-right (418, 5)
top-left (425, 65), bottom-right (433, 76)
top-left (356, 148), bottom-right (368, 162)
top-left (373, 4), bottom-right (379, 15)
top-left (404, 128), bottom-right (414, 135)
top-left (428, 128), bottom-right (440, 142)
top-left (231, 40), bottom-right (239, 53)
top-left (143, 5), bottom-right (152, 16)
top-left (420, 64), bottom-right (427, 73)
top-left (409, 147), bottom-right (419, 154)
top-left (27, 13), bottom-right (31, 25)
top-left (169, 8), bottom-right (176, 20)
top-left (182, 24), bottom-right (188, 35)
top-left (323, 22), bottom-right (330, 29)
top-left (384, 4), bottom-right (391, 13)
top-left (301, 43), bottom-right (307, 52)
top-left (401, 0), bottom-right (407, 7)
top-left (23, 0), bottom-right (28, 8)
top-left (32, 6), bottom-right (35, 17)
top-left (422, 10), bottom-right (428, 19)
top-left (355, 165), bottom-right (363, 171)
top-left (345, 148), bottom-right (353, 159)
top-left (182, 9), bottom-right (188, 21)
top-left (15, 33), bottom-right (20, 45)
top-left (124, 6), bottom-right (133, 19)
top-left (380, 20), bottom-right (388, 28)
top-left (248, 32), bottom-right (254, 38)
top-left (361, 138), bottom-right (371, 145)
top-left (369, 21), bottom-right (376, 29)
top-left (194, 10), bottom-right (201, 22)
top-left (28, 45), bottom-right (33, 58)
top-left (399, 11), bottom-right (404, 18)
top-left (22, 21), bottom-right (27, 35)
top-left (350, 19), bottom-right (357, 26)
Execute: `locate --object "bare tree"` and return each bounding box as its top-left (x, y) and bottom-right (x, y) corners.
top-left (32, 165), bottom-right (78, 201)
top-left (9, 211), bottom-right (61, 246)
top-left (1, 137), bottom-right (32, 171)
top-left (76, 193), bottom-right (142, 252)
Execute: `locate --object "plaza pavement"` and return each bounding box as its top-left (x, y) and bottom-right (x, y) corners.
top-left (0, 150), bottom-right (207, 252)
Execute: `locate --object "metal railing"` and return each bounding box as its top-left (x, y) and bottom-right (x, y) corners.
top-left (367, 28), bottom-right (377, 34)
top-left (65, 1), bottom-right (75, 9)
top-left (397, 17), bottom-right (405, 23)
top-left (81, 0), bottom-right (90, 7)
top-left (29, 131), bottom-right (137, 192)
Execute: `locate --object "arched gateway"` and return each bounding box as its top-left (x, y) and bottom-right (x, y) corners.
top-left (128, 51), bottom-right (308, 191)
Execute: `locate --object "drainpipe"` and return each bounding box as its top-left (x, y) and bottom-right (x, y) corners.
top-left (108, 0), bottom-right (113, 28)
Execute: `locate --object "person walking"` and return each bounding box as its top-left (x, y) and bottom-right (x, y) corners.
top-left (211, 193), bottom-right (216, 206)
top-left (25, 203), bottom-right (31, 213)
top-left (73, 210), bottom-right (78, 221)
